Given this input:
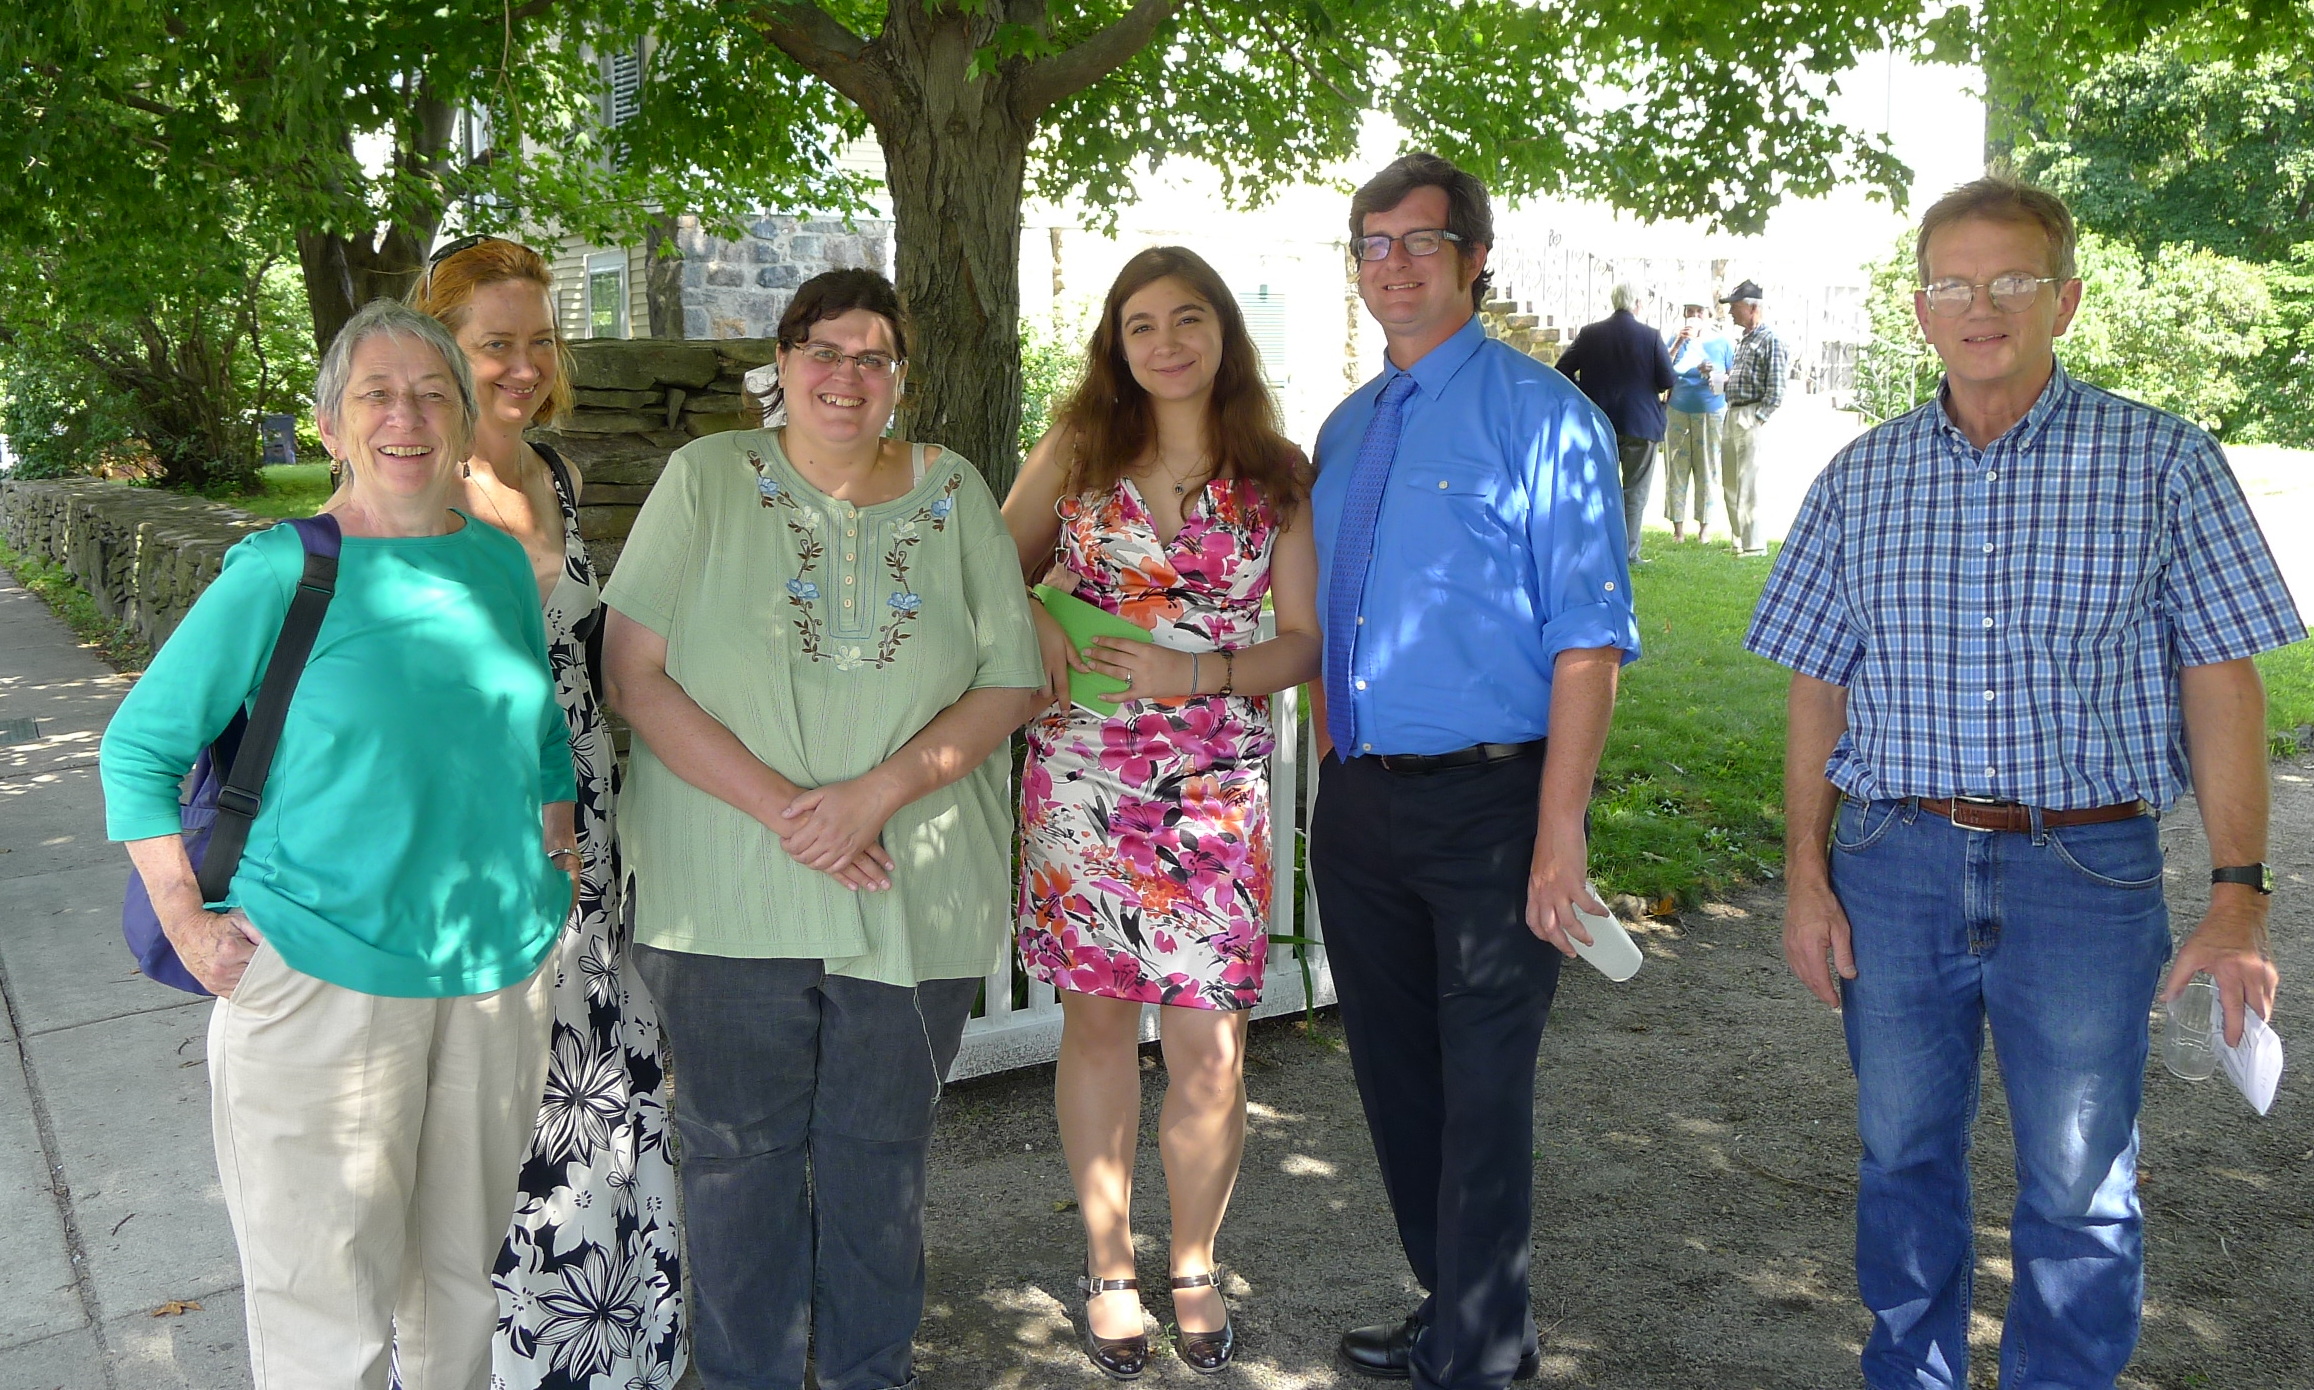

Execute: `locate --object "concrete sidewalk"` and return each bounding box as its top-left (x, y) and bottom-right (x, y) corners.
top-left (0, 571), bottom-right (250, 1389)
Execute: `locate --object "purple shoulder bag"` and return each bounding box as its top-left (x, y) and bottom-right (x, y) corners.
top-left (122, 515), bottom-right (341, 995)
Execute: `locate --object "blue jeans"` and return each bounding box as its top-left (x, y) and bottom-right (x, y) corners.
top-left (633, 945), bottom-right (978, 1390)
top-left (1830, 799), bottom-right (2172, 1390)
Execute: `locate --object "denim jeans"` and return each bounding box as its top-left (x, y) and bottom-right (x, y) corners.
top-left (1829, 798), bottom-right (2172, 1390)
top-left (633, 945), bottom-right (978, 1390)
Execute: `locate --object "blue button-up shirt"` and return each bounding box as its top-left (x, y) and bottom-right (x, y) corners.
top-left (1312, 316), bottom-right (1642, 757)
top-left (1746, 360), bottom-right (2305, 810)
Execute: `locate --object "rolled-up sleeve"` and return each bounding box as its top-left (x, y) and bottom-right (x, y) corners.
top-left (1531, 399), bottom-right (1642, 664)
top-left (100, 531), bottom-right (296, 841)
top-left (1745, 464), bottom-right (1862, 684)
top-left (2158, 432), bottom-right (2305, 666)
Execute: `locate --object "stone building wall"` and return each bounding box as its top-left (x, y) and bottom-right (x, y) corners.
top-left (676, 214), bottom-right (893, 340)
top-left (0, 480), bottom-right (267, 649)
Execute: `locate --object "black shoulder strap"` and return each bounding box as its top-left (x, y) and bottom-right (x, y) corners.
top-left (535, 441), bottom-right (609, 700)
top-left (197, 516), bottom-right (342, 902)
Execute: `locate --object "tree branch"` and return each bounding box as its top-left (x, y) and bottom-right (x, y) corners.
top-left (735, 1), bottom-right (884, 116)
top-left (1016, 0), bottom-right (1190, 118)
top-left (1239, 6), bottom-right (1364, 110)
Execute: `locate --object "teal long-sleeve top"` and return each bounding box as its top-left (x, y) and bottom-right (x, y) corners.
top-left (101, 514), bottom-right (575, 998)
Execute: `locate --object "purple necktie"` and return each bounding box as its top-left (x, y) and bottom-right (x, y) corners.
top-left (1324, 372), bottom-right (1419, 755)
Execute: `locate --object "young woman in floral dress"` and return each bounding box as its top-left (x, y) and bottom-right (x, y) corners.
top-left (1004, 246), bottom-right (1321, 1379)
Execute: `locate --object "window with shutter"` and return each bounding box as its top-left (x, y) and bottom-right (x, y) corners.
top-left (605, 48), bottom-right (643, 128)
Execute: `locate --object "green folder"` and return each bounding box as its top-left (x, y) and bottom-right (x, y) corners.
top-left (1033, 584), bottom-right (1154, 717)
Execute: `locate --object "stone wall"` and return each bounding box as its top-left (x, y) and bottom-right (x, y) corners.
top-left (0, 479), bottom-right (268, 648)
top-left (0, 338), bottom-right (781, 643)
top-left (676, 214), bottom-right (892, 340)
top-left (543, 337), bottom-right (779, 578)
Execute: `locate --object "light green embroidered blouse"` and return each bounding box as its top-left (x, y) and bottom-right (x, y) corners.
top-left (602, 430), bottom-right (1043, 984)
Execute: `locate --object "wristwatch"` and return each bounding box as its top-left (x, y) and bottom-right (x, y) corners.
top-left (2210, 863), bottom-right (2274, 894)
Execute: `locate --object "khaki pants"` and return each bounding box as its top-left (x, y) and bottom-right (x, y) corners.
top-left (209, 941), bottom-right (554, 1390)
top-left (1722, 405), bottom-right (1767, 552)
top-left (1662, 408), bottom-right (1723, 529)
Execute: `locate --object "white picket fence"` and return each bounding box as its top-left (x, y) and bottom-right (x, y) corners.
top-left (952, 615), bottom-right (1334, 1079)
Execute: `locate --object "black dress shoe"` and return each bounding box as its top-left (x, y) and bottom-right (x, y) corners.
top-left (1169, 1269), bottom-right (1237, 1374)
top-left (1080, 1266), bottom-right (1150, 1380)
top-left (1338, 1313), bottom-right (1542, 1380)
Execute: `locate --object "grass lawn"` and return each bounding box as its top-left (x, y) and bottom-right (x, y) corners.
top-left (231, 462), bottom-right (333, 518)
top-left (1590, 537), bottom-right (1786, 907)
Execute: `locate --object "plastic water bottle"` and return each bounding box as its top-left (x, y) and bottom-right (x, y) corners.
top-left (2163, 974), bottom-right (2218, 1081)
top-left (1568, 883), bottom-right (1645, 982)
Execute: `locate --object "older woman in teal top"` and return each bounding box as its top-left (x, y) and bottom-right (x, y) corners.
top-left (101, 299), bottom-right (575, 1390)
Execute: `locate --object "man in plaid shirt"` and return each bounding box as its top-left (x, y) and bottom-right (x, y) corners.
top-left (1746, 179), bottom-right (2302, 1389)
top-left (1718, 280), bottom-right (1789, 556)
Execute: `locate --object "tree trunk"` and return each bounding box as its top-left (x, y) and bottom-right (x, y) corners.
top-left (645, 212), bottom-right (686, 338)
top-left (295, 227), bottom-right (434, 354)
top-left (876, 115), bottom-right (1030, 496)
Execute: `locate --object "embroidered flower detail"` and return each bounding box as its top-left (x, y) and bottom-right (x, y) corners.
top-left (929, 495), bottom-right (954, 521)
top-left (887, 591), bottom-right (922, 615)
top-left (832, 645), bottom-right (866, 671)
top-left (785, 578), bottom-right (820, 601)
top-left (892, 518), bottom-right (921, 540)
top-left (756, 476), bottom-right (782, 502)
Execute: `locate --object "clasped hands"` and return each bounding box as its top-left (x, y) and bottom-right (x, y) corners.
top-left (771, 773), bottom-right (901, 892)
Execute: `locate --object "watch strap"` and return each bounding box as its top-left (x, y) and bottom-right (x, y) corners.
top-left (2211, 864), bottom-right (2273, 894)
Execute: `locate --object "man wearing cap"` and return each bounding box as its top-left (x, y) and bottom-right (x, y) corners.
top-left (1719, 280), bottom-right (1789, 556)
top-left (1663, 300), bottom-right (1734, 543)
top-left (1554, 282), bottom-right (1678, 565)
top-left (1311, 150), bottom-right (1642, 1390)
top-left (1747, 177), bottom-right (2301, 1388)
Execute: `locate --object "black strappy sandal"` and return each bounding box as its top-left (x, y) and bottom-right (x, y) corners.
top-left (1079, 1264), bottom-right (1151, 1380)
top-left (1169, 1268), bottom-right (1238, 1374)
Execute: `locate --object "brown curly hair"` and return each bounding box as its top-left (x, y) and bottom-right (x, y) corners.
top-left (1051, 246), bottom-right (1304, 523)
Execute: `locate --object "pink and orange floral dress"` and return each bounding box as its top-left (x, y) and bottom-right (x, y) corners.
top-left (1018, 476), bottom-right (1281, 1011)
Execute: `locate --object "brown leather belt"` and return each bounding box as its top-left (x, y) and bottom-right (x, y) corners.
top-left (1915, 797), bottom-right (2149, 833)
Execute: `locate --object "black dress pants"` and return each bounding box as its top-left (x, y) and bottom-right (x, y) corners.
top-left (1311, 750), bottom-right (1564, 1390)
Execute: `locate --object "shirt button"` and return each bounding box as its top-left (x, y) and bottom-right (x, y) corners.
top-left (844, 575), bottom-right (854, 585)
top-left (1982, 542), bottom-right (1994, 554)
top-left (1986, 470), bottom-right (1998, 482)
top-left (844, 598), bottom-right (853, 608)
top-left (1604, 581), bottom-right (1616, 592)
top-left (1355, 679), bottom-right (1367, 690)
top-left (1437, 480), bottom-right (1449, 490)
top-left (1985, 766), bottom-right (1997, 778)
top-left (1356, 616), bottom-right (1365, 626)
top-left (845, 553), bottom-right (855, 561)
top-left (1362, 743), bottom-right (1372, 752)
top-left (1983, 617), bottom-right (1994, 629)
top-left (1983, 690), bottom-right (1996, 701)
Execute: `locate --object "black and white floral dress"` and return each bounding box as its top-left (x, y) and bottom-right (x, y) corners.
top-left (490, 447), bottom-right (685, 1389)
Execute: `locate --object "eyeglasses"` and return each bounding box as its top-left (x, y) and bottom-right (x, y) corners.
top-left (788, 342), bottom-right (903, 378)
top-left (1351, 229), bottom-right (1465, 263)
top-left (1919, 273), bottom-right (2059, 317)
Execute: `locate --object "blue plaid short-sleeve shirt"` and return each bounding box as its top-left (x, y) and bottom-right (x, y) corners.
top-left (1745, 361), bottom-right (2304, 811)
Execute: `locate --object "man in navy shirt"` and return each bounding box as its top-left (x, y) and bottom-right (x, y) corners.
top-left (1554, 283), bottom-right (1677, 564)
top-left (1310, 151), bottom-right (1642, 1389)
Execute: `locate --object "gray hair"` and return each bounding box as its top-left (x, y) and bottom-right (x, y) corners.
top-left (313, 298), bottom-right (479, 443)
top-left (1610, 281), bottom-right (1642, 312)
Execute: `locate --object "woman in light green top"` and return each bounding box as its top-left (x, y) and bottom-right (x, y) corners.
top-left (601, 268), bottom-right (1042, 1390)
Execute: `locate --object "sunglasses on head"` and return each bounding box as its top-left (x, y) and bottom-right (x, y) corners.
top-left (419, 234), bottom-right (517, 294)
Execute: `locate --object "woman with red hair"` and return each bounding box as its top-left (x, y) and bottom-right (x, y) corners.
top-left (410, 236), bottom-right (684, 1390)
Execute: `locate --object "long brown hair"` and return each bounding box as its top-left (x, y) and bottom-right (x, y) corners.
top-left (404, 236), bottom-right (576, 427)
top-left (1052, 246), bottom-right (1304, 523)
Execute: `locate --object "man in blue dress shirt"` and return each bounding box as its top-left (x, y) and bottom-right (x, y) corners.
top-left (1309, 151), bottom-right (1642, 1389)
top-left (1747, 178), bottom-right (2301, 1389)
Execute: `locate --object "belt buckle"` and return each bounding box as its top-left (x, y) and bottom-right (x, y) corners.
top-left (1947, 795), bottom-right (2007, 833)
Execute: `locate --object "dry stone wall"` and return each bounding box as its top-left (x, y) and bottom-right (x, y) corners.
top-left (543, 337), bottom-right (777, 578)
top-left (0, 479), bottom-right (268, 647)
top-left (0, 339), bottom-right (780, 644)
